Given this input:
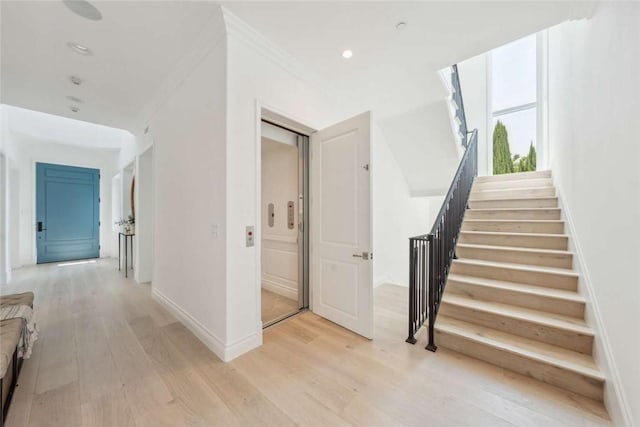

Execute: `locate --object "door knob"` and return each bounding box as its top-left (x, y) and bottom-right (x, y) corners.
top-left (352, 252), bottom-right (370, 260)
top-left (37, 222), bottom-right (46, 232)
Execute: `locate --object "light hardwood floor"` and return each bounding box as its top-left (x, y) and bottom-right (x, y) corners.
top-left (261, 289), bottom-right (298, 326)
top-left (2, 259), bottom-right (610, 426)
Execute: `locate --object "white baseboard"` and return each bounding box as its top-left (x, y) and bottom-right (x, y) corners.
top-left (556, 189), bottom-right (632, 426)
top-left (224, 331), bottom-right (262, 362)
top-left (262, 276), bottom-right (297, 300)
top-left (374, 275), bottom-right (388, 288)
top-left (152, 287), bottom-right (226, 360)
top-left (152, 287), bottom-right (262, 362)
top-left (374, 275), bottom-right (409, 288)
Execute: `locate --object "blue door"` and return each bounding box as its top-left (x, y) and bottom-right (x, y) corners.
top-left (36, 163), bottom-right (100, 263)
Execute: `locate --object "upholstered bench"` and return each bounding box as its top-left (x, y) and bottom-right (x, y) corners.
top-left (0, 292), bottom-right (34, 308)
top-left (0, 292), bottom-right (35, 425)
top-left (0, 319), bottom-right (23, 425)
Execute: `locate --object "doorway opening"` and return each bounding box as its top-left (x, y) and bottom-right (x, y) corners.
top-left (260, 119), bottom-right (309, 327)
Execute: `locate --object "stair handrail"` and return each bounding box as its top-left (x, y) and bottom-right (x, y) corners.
top-left (451, 64), bottom-right (469, 148)
top-left (406, 64), bottom-right (478, 350)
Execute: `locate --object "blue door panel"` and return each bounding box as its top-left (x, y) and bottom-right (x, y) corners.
top-left (36, 163), bottom-right (100, 263)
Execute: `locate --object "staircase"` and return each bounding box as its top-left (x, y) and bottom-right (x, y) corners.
top-left (435, 170), bottom-right (605, 401)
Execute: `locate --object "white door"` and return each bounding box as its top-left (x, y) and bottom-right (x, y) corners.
top-left (311, 112), bottom-right (372, 339)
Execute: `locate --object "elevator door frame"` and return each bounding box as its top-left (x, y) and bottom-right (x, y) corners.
top-left (260, 117), bottom-right (310, 327)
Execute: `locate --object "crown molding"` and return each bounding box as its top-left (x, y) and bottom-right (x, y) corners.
top-left (135, 6), bottom-right (227, 136)
top-left (221, 6), bottom-right (342, 103)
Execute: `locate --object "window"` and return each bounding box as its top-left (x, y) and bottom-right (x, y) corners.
top-left (490, 34), bottom-right (538, 174)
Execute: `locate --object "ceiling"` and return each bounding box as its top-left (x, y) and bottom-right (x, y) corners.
top-left (1, 1), bottom-right (220, 132)
top-left (223, 1), bottom-right (594, 119)
top-left (3, 105), bottom-right (131, 149)
top-left (1, 1), bottom-right (593, 134)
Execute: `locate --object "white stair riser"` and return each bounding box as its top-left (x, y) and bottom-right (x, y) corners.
top-left (471, 187), bottom-right (556, 200)
top-left (469, 198), bottom-right (558, 209)
top-left (458, 232), bottom-right (568, 250)
top-left (456, 246), bottom-right (573, 269)
top-left (465, 209), bottom-right (561, 220)
top-left (439, 302), bottom-right (594, 354)
top-left (434, 330), bottom-right (603, 401)
top-left (446, 280), bottom-right (585, 318)
top-left (473, 178), bottom-right (554, 191)
top-left (451, 261), bottom-right (578, 291)
top-left (462, 220), bottom-right (564, 234)
top-left (475, 170), bottom-right (552, 183)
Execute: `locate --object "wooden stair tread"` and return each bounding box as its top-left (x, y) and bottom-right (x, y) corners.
top-left (469, 196), bottom-right (558, 202)
top-left (453, 258), bottom-right (579, 277)
top-left (435, 316), bottom-right (604, 381)
top-left (472, 186), bottom-right (555, 193)
top-left (460, 230), bottom-right (569, 239)
top-left (456, 243), bottom-right (572, 257)
top-left (475, 170), bottom-right (552, 182)
top-left (441, 293), bottom-right (593, 334)
top-left (464, 219), bottom-right (564, 224)
top-left (466, 207), bottom-right (561, 213)
top-left (446, 274), bottom-right (585, 303)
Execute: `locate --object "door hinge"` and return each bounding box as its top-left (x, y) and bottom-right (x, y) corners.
top-left (99, 245), bottom-right (101, 250)
top-left (99, 197), bottom-right (101, 203)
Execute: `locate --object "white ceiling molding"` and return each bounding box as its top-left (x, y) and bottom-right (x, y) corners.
top-left (221, 6), bottom-right (346, 106)
top-left (135, 6), bottom-right (228, 136)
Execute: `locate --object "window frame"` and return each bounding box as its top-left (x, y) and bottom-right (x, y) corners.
top-left (486, 31), bottom-right (548, 174)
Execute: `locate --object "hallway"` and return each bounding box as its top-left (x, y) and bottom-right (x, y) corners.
top-left (3, 259), bottom-right (609, 426)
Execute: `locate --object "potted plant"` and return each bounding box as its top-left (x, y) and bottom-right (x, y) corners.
top-left (115, 215), bottom-right (135, 234)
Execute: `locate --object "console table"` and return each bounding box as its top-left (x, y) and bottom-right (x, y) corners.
top-left (118, 233), bottom-right (134, 278)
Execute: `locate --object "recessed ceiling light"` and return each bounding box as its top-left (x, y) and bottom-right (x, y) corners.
top-left (342, 50), bottom-right (353, 59)
top-left (63, 0), bottom-right (102, 21)
top-left (67, 95), bottom-right (83, 103)
top-left (396, 22), bottom-right (407, 30)
top-left (67, 42), bottom-right (93, 56)
top-left (69, 75), bottom-right (83, 86)
top-left (69, 106), bottom-right (80, 113)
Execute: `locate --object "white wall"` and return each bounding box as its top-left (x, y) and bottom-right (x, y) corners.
top-left (8, 168), bottom-right (19, 268)
top-left (134, 146), bottom-right (154, 284)
top-left (148, 29), bottom-right (229, 358)
top-left (372, 123), bottom-right (441, 287)
top-left (377, 100), bottom-right (460, 196)
top-left (224, 9), bottom-right (360, 360)
top-left (0, 106), bottom-right (9, 285)
top-left (6, 133), bottom-right (119, 266)
top-left (0, 152), bottom-right (7, 286)
top-left (261, 138), bottom-right (298, 300)
top-left (457, 55), bottom-right (490, 177)
top-left (548, 4), bottom-right (640, 425)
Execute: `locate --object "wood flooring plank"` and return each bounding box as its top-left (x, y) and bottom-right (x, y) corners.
top-left (29, 382), bottom-right (83, 427)
top-left (2, 260), bottom-right (610, 427)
